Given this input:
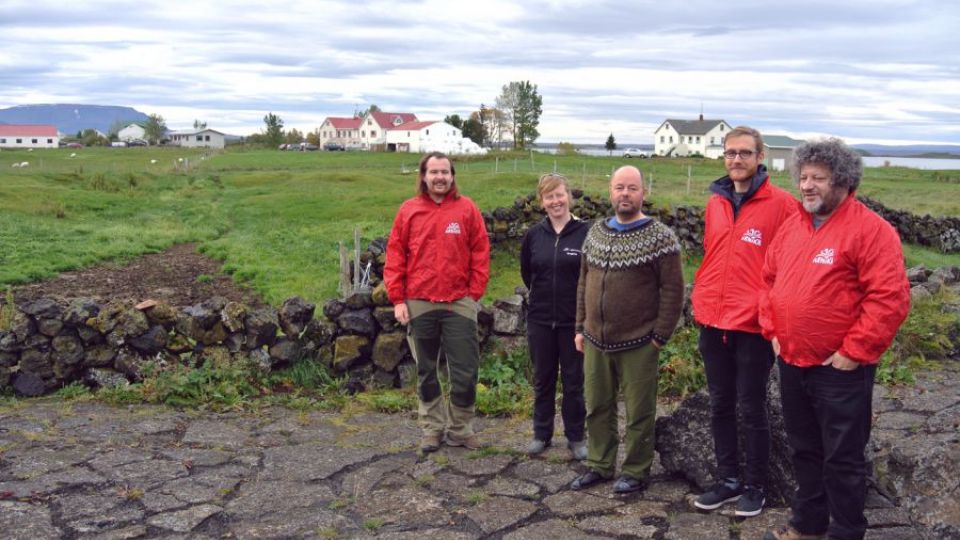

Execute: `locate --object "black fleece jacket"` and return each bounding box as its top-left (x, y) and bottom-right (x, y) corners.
top-left (520, 217), bottom-right (590, 328)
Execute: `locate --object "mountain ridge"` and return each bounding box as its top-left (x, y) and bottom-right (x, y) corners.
top-left (0, 104), bottom-right (149, 136)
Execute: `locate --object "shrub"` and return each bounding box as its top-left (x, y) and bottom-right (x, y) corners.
top-left (657, 326), bottom-right (705, 397)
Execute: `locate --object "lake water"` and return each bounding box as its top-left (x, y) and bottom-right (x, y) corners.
top-left (861, 156), bottom-right (960, 170)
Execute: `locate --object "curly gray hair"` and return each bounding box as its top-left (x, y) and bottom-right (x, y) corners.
top-left (789, 138), bottom-right (863, 193)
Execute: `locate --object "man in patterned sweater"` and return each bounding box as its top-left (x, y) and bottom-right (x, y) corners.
top-left (570, 165), bottom-right (685, 493)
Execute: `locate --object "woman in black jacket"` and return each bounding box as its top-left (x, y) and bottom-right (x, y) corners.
top-left (520, 173), bottom-right (590, 459)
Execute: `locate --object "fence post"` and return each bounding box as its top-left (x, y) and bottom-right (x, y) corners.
top-left (495, 156), bottom-right (499, 173)
top-left (687, 165), bottom-right (692, 195)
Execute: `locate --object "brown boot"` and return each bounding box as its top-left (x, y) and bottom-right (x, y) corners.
top-left (446, 433), bottom-right (483, 450)
top-left (420, 432), bottom-right (442, 453)
top-left (762, 525), bottom-right (826, 540)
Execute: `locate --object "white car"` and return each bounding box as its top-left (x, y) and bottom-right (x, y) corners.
top-left (622, 148), bottom-right (648, 158)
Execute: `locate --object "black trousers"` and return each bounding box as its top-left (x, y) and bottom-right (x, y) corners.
top-left (699, 327), bottom-right (774, 486)
top-left (527, 322), bottom-right (585, 442)
top-left (779, 357), bottom-right (877, 540)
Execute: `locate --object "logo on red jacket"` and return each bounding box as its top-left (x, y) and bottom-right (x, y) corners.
top-left (812, 248), bottom-right (835, 265)
top-left (444, 222), bottom-right (462, 234)
top-left (740, 228), bottom-right (763, 246)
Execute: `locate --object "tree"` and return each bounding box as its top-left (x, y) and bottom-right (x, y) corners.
top-left (495, 81), bottom-right (543, 149)
top-left (193, 119), bottom-right (207, 130)
top-left (444, 114), bottom-right (464, 129)
top-left (478, 104), bottom-right (508, 148)
top-left (80, 129), bottom-right (107, 147)
top-left (284, 128), bottom-right (304, 144)
top-left (462, 113), bottom-right (486, 146)
top-left (144, 114), bottom-right (167, 145)
top-left (605, 133), bottom-right (617, 154)
top-left (263, 113), bottom-right (284, 147)
top-left (306, 129), bottom-right (321, 146)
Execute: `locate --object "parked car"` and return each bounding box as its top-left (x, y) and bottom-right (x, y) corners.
top-left (65, 142), bottom-right (84, 149)
top-left (323, 142), bottom-right (345, 151)
top-left (127, 139), bottom-right (148, 147)
top-left (303, 144), bottom-right (319, 151)
top-left (111, 141), bottom-right (127, 148)
top-left (622, 148), bottom-right (648, 158)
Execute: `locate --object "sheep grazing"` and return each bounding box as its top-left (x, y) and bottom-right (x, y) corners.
top-left (150, 159), bottom-right (158, 164)
top-left (70, 153), bottom-right (77, 158)
top-left (11, 163), bottom-right (20, 168)
top-left (19, 161), bottom-right (29, 168)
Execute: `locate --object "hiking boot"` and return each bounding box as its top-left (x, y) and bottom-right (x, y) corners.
top-left (693, 478), bottom-right (742, 510)
top-left (762, 525), bottom-right (826, 540)
top-left (420, 433), bottom-right (442, 453)
top-left (570, 470), bottom-right (610, 490)
top-left (613, 475), bottom-right (646, 494)
top-left (527, 439), bottom-right (551, 455)
top-left (567, 439), bottom-right (587, 461)
top-left (735, 485), bottom-right (765, 517)
top-left (446, 433), bottom-right (483, 450)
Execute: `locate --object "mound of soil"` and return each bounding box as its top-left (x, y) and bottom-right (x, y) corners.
top-left (10, 244), bottom-right (266, 309)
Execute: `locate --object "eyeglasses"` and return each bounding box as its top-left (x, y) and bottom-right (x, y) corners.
top-left (723, 150), bottom-right (756, 160)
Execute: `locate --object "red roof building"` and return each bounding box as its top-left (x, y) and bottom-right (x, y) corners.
top-left (0, 124), bottom-right (60, 148)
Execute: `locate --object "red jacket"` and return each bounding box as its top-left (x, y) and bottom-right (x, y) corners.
top-left (759, 195), bottom-right (910, 367)
top-left (692, 175), bottom-right (797, 333)
top-left (384, 193), bottom-right (490, 304)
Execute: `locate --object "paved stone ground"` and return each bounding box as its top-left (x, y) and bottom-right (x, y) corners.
top-left (0, 386), bottom-right (936, 540)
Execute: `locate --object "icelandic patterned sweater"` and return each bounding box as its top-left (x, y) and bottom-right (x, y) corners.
top-left (575, 218), bottom-right (685, 351)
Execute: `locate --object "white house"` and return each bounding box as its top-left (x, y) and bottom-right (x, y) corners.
top-left (117, 123), bottom-right (146, 142)
top-left (383, 121), bottom-right (485, 154)
top-left (654, 116), bottom-right (732, 158)
top-left (0, 124), bottom-right (59, 149)
top-left (167, 129), bottom-right (226, 149)
top-left (318, 117), bottom-right (362, 148)
top-left (357, 111), bottom-right (418, 150)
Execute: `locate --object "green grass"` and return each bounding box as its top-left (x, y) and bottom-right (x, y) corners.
top-left (2, 147), bottom-right (958, 306)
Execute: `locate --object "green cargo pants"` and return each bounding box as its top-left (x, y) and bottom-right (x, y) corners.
top-left (583, 340), bottom-right (659, 479)
top-left (406, 297), bottom-right (480, 439)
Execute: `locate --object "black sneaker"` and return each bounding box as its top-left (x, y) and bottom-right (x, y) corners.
top-left (735, 485), bottom-right (765, 517)
top-left (694, 479), bottom-right (743, 510)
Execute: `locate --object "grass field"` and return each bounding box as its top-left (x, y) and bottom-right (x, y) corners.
top-left (2, 146), bottom-right (960, 305)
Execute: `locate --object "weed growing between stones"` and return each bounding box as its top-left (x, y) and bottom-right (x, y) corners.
top-left (352, 389), bottom-right (417, 413)
top-left (657, 326), bottom-right (706, 397)
top-left (476, 340), bottom-right (533, 416)
top-left (0, 286), bottom-right (14, 330)
top-left (317, 527), bottom-right (338, 539)
top-left (361, 517), bottom-right (385, 531)
top-left (466, 490), bottom-right (488, 505)
top-left (879, 288), bottom-right (959, 384)
top-left (53, 382), bottom-right (92, 400)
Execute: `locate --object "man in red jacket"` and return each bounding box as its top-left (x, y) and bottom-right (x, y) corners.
top-left (384, 151), bottom-right (490, 453)
top-left (692, 126), bottom-right (797, 517)
top-left (759, 139), bottom-right (910, 540)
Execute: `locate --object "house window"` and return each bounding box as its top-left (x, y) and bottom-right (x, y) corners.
top-left (696, 136), bottom-right (700, 143)
top-left (47, 138), bottom-right (53, 143)
top-left (367, 120), bottom-right (372, 125)
top-left (660, 136), bottom-right (664, 143)
top-left (205, 135), bottom-right (210, 141)
top-left (710, 137), bottom-right (715, 144)
top-left (0, 138), bottom-right (5, 143)
top-left (16, 138), bottom-right (22, 143)
top-left (669, 136), bottom-right (673, 143)
top-left (425, 129), bottom-right (429, 135)
top-left (371, 131), bottom-right (376, 138)
top-left (32, 138), bottom-right (38, 143)
top-left (196, 135), bottom-right (203, 141)
top-left (720, 124), bottom-right (725, 131)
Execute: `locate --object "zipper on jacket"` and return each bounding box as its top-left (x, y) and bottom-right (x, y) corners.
top-left (551, 234), bottom-right (560, 329)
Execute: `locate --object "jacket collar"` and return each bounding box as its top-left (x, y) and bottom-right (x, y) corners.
top-left (538, 214), bottom-right (584, 237)
top-left (710, 164), bottom-right (769, 204)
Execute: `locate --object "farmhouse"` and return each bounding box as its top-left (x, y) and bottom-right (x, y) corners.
top-left (318, 117), bottom-right (362, 148)
top-left (167, 129), bottom-right (226, 149)
top-left (763, 135), bottom-right (805, 171)
top-left (385, 121), bottom-right (464, 153)
top-left (117, 123), bottom-right (147, 142)
top-left (654, 116), bottom-right (732, 158)
top-left (0, 124), bottom-right (59, 149)
top-left (319, 111), bottom-right (418, 150)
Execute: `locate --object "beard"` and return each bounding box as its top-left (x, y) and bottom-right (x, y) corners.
top-left (803, 188), bottom-right (845, 216)
top-left (615, 200), bottom-right (641, 220)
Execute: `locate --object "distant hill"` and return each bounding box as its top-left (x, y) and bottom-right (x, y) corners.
top-left (852, 143), bottom-right (960, 159)
top-left (0, 104), bottom-right (149, 136)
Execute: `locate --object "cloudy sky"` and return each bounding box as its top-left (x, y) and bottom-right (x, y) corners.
top-left (1, 0), bottom-right (958, 145)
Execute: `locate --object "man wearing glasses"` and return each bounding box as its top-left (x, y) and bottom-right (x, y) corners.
top-left (759, 139), bottom-right (909, 540)
top-left (384, 151), bottom-right (490, 453)
top-left (692, 126), bottom-right (797, 517)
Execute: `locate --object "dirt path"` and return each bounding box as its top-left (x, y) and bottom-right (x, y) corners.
top-left (11, 244), bottom-right (265, 309)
